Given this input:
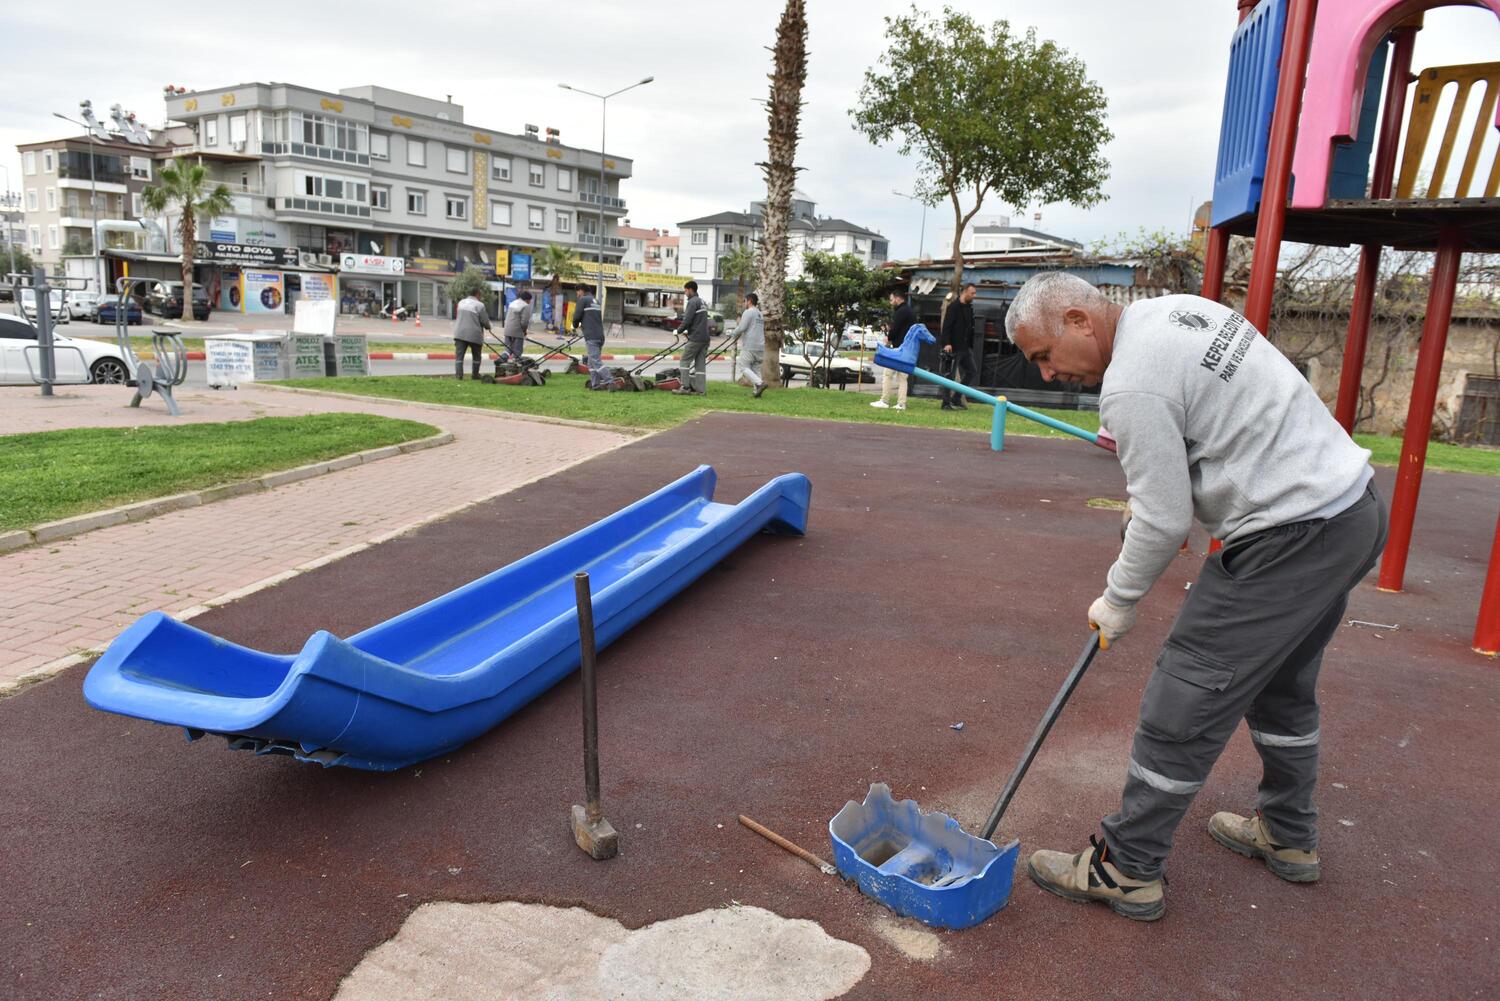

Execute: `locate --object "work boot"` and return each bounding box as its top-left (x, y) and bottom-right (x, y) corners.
top-left (1028, 835), bottom-right (1166, 921)
top-left (752, 384), bottom-right (765, 399)
top-left (1209, 812), bottom-right (1320, 883)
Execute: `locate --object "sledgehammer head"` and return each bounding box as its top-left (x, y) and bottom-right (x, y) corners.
top-left (571, 804), bottom-right (619, 860)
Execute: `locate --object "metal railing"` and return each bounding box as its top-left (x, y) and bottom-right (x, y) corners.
top-left (578, 233), bottom-right (627, 250)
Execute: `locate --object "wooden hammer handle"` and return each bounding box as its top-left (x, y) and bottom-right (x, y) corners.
top-left (738, 814), bottom-right (837, 875)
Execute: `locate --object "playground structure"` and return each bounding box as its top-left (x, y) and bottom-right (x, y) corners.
top-left (874, 324), bottom-right (1118, 453)
top-left (1200, 0), bottom-right (1500, 653)
top-left (83, 466), bottom-right (811, 771)
top-left (112, 277), bottom-right (188, 415)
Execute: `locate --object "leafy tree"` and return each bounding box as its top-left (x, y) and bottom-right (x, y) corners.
top-left (757, 0), bottom-right (808, 388)
top-left (851, 7), bottom-right (1111, 299)
top-left (3, 247), bottom-right (36, 283)
top-left (786, 252), bottom-right (895, 387)
top-left (447, 266), bottom-right (493, 307)
top-left (719, 243), bottom-right (758, 301)
top-left (1090, 228), bottom-right (1203, 293)
top-left (142, 157), bottom-right (232, 324)
top-left (62, 234), bottom-right (94, 256)
top-left (538, 243), bottom-right (581, 331)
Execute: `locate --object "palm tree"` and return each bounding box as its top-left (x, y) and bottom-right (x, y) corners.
top-left (719, 243), bottom-right (758, 303)
top-left (141, 158), bottom-right (232, 325)
top-left (539, 243), bottom-right (581, 331)
top-left (757, 0), bottom-right (808, 388)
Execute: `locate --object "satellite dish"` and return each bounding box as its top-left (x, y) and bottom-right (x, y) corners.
top-left (478, 250), bottom-right (489, 263)
top-left (369, 241), bottom-right (382, 254)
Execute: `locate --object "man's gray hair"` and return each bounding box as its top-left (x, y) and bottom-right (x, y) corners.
top-left (1004, 272), bottom-right (1106, 340)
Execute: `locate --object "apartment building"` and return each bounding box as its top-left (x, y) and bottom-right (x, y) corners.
top-left (16, 135), bottom-right (167, 273)
top-left (615, 224), bottom-right (656, 272)
top-left (938, 213), bottom-right (1082, 257)
top-left (678, 192), bottom-right (888, 306)
top-left (644, 229), bottom-right (677, 274)
top-left (152, 82), bottom-right (633, 316)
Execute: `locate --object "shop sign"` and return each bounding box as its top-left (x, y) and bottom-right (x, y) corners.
top-left (406, 257), bottom-right (457, 274)
top-left (196, 241), bottom-right (298, 268)
top-left (242, 270), bottom-right (285, 314)
top-left (301, 273), bottom-right (337, 301)
top-left (509, 252), bottom-right (532, 281)
top-left (340, 253), bottom-right (405, 276)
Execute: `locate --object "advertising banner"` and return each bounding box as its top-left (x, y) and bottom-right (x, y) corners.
top-left (242, 271), bottom-right (285, 314)
top-left (340, 253), bottom-right (405, 276)
top-left (219, 280), bottom-right (241, 312)
top-left (289, 334), bottom-right (326, 378)
top-left (300, 273), bottom-right (337, 301)
top-left (196, 242), bottom-right (298, 268)
top-left (510, 252), bottom-right (532, 281)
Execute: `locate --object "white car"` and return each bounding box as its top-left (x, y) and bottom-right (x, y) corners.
top-left (66, 290), bottom-right (102, 320)
top-left (0, 313), bottom-right (135, 385)
top-left (779, 337), bottom-right (875, 387)
top-left (18, 288), bottom-right (69, 325)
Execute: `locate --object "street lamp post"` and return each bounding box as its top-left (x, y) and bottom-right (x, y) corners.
top-left (53, 102), bottom-right (102, 292)
top-left (892, 189), bottom-right (927, 260)
top-left (0, 165), bottom-right (16, 283)
top-left (559, 77), bottom-right (653, 307)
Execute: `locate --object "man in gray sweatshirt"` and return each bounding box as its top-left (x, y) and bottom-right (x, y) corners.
top-left (503, 290), bottom-right (532, 362)
top-left (731, 291), bottom-right (766, 398)
top-left (1006, 272), bottom-right (1386, 921)
top-left (452, 288), bottom-right (491, 380)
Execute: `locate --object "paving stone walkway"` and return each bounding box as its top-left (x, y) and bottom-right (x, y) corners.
top-left (0, 384), bottom-right (634, 689)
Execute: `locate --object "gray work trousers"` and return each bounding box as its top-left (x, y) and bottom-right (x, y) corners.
top-left (1102, 483), bottom-right (1388, 881)
top-left (454, 340), bottom-right (482, 379)
top-left (585, 339), bottom-right (612, 389)
top-left (737, 348), bottom-right (765, 388)
top-left (680, 339), bottom-right (710, 393)
top-left (504, 335), bottom-right (525, 362)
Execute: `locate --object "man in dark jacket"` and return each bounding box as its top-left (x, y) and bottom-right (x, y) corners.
top-left (572, 285), bottom-right (612, 390)
top-left (673, 280), bottom-right (711, 395)
top-left (939, 282), bottom-right (978, 410)
top-left (871, 287), bottom-right (916, 410)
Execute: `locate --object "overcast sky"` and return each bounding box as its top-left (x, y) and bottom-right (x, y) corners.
top-left (5, 1), bottom-right (1496, 258)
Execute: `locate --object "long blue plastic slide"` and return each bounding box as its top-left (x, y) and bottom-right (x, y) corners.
top-left (83, 466), bottom-right (811, 770)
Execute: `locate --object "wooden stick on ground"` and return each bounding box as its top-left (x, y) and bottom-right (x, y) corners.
top-left (738, 814), bottom-right (838, 876)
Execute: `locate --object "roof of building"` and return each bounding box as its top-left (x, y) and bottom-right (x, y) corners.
top-left (17, 133), bottom-right (172, 153)
top-left (677, 210), bottom-right (885, 239)
top-left (616, 225), bottom-right (659, 240)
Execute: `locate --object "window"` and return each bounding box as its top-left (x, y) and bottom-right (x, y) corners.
top-left (528, 206), bottom-right (545, 230)
top-left (229, 114), bottom-right (247, 145)
top-left (45, 188), bottom-right (57, 211)
top-left (557, 167), bottom-right (573, 192)
top-left (723, 232), bottom-right (734, 244)
top-left (204, 118), bottom-right (218, 145)
top-left (130, 156), bottom-right (151, 180)
top-left (47, 225), bottom-right (58, 249)
top-left (42, 150), bottom-right (54, 172)
top-left (65, 192), bottom-right (79, 216)
top-left (690, 257), bottom-right (708, 273)
top-left (26, 189), bottom-right (37, 211)
top-left (407, 139), bottom-right (427, 168)
top-left (299, 173), bottom-right (366, 203)
top-left (445, 194), bottom-right (468, 220)
top-left (28, 225), bottom-right (40, 249)
top-left (23, 151), bottom-right (35, 175)
top-left (492, 156), bottom-right (511, 181)
top-left (555, 210), bottom-right (572, 233)
top-left (131, 192), bottom-right (143, 215)
top-left (370, 132), bottom-right (389, 160)
top-left (371, 185), bottom-right (390, 210)
top-left (528, 162), bottom-right (544, 187)
top-left (691, 230), bottom-right (708, 245)
top-left (446, 146), bottom-right (467, 173)
top-left (491, 200), bottom-right (512, 226)
top-left (407, 190), bottom-right (426, 214)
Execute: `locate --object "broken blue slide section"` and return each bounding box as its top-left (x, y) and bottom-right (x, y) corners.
top-left (83, 466), bottom-right (811, 771)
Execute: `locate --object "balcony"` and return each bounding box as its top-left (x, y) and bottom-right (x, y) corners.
top-left (276, 196), bottom-right (371, 220)
top-left (578, 233), bottom-right (627, 250)
top-left (578, 191), bottom-right (627, 214)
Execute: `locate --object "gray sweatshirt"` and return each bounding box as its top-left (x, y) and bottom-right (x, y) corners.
top-left (1100, 294), bottom-right (1372, 608)
top-left (452, 296), bottom-right (491, 344)
top-left (680, 294), bottom-right (710, 343)
top-left (733, 306), bottom-right (765, 352)
top-left (503, 299), bottom-right (532, 339)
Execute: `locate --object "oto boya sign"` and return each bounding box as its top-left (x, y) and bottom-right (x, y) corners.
top-left (195, 242), bottom-right (298, 268)
top-left (341, 253), bottom-right (406, 276)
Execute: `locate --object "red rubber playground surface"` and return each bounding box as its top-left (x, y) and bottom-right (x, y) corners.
top-left (3, 413), bottom-right (1496, 1000)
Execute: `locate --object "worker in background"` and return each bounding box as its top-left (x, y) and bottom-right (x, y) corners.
top-left (452, 287), bottom-right (491, 380)
top-left (1007, 271), bottom-right (1385, 922)
top-left (731, 292), bottom-right (766, 399)
top-left (573, 285), bottom-right (613, 391)
top-left (673, 280), bottom-right (711, 396)
top-left (939, 282), bottom-right (978, 410)
top-left (503, 290), bottom-right (533, 362)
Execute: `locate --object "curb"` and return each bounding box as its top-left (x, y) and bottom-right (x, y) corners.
top-left (0, 431), bottom-right (644, 697)
top-left (0, 431), bottom-right (454, 555)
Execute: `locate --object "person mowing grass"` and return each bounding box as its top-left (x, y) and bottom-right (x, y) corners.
top-left (1006, 272), bottom-right (1386, 922)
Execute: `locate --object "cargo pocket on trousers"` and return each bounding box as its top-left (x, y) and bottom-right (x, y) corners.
top-left (1139, 645), bottom-right (1237, 742)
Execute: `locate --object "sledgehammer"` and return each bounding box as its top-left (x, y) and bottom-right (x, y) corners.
top-left (570, 571), bottom-right (619, 860)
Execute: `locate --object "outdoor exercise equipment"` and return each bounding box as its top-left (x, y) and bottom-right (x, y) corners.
top-left (7, 269), bottom-right (94, 396)
top-left (112, 277), bottom-right (187, 416)
top-left (83, 466), bottom-right (812, 771)
top-left (828, 633), bottom-right (1101, 929)
top-left (1198, 0), bottom-right (1500, 651)
top-left (874, 325), bottom-right (1118, 453)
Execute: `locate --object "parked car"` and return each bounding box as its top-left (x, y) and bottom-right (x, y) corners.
top-left (778, 337), bottom-right (875, 387)
top-left (93, 298), bottom-right (144, 325)
top-left (0, 313), bottom-right (135, 385)
top-left (67, 290), bottom-right (102, 320)
top-left (146, 281), bottom-right (211, 320)
top-left (18, 287), bottom-right (69, 325)
top-left (707, 310), bottom-right (726, 337)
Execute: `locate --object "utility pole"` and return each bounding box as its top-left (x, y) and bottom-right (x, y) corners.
top-left (892, 189), bottom-right (927, 259)
top-left (53, 101), bottom-right (106, 292)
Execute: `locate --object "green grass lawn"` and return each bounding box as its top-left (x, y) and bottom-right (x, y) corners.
top-left (285, 372), bottom-right (1500, 477)
top-left (72, 333), bottom-right (680, 357)
top-left (0, 413), bottom-right (437, 532)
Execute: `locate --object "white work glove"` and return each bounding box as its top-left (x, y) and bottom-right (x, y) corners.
top-left (1088, 594), bottom-right (1137, 650)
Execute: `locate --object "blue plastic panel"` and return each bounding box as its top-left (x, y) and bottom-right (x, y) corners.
top-left (1211, 0), bottom-right (1290, 228)
top-left (83, 466), bottom-right (812, 770)
top-left (1327, 37), bottom-right (1391, 201)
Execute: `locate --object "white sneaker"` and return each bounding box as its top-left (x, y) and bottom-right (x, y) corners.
top-left (893, 403), bottom-right (906, 411)
top-left (869, 400), bottom-right (890, 409)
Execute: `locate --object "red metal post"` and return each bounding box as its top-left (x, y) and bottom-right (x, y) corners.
top-left (1334, 28), bottom-right (1419, 432)
top-left (1377, 229), bottom-right (1465, 592)
top-left (1474, 513), bottom-right (1500, 655)
top-left (1201, 227), bottom-right (1230, 302)
top-left (1243, 0), bottom-right (1320, 334)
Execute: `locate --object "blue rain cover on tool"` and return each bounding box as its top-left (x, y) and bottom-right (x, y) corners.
top-left (874, 324), bottom-right (935, 373)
